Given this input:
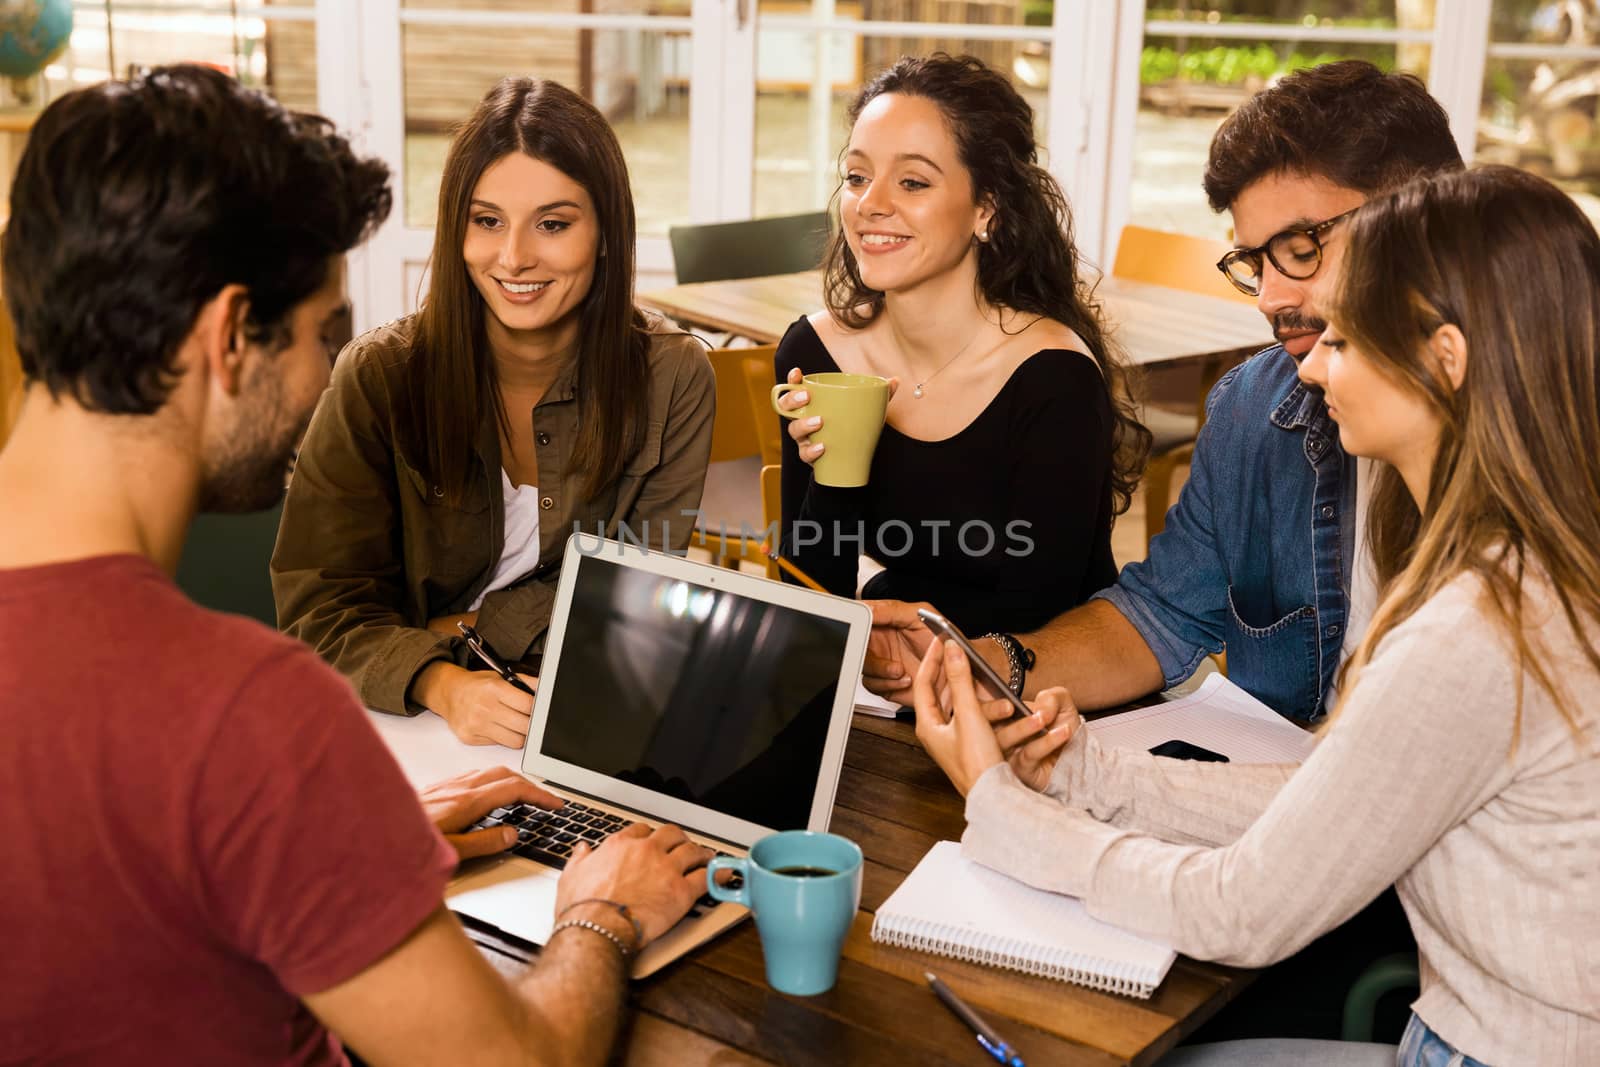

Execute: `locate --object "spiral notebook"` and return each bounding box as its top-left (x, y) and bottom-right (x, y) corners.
top-left (871, 842), bottom-right (1176, 998)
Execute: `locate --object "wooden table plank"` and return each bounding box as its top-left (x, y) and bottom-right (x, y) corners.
top-left (375, 703), bottom-right (1254, 1063)
top-left (683, 918), bottom-right (1123, 1066)
top-left (840, 913), bottom-right (1222, 1065)
top-left (640, 271), bottom-right (1272, 369)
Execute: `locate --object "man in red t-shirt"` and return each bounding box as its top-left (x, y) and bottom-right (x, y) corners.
top-left (0, 65), bottom-right (710, 1066)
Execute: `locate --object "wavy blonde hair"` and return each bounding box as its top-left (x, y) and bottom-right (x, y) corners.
top-left (1329, 166), bottom-right (1600, 741)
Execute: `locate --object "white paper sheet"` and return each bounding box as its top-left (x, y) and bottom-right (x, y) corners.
top-left (853, 681), bottom-right (902, 718)
top-left (366, 708), bottom-right (510, 788)
top-left (1085, 673), bottom-right (1316, 764)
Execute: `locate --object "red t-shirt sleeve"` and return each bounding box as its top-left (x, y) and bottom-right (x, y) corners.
top-left (187, 645), bottom-right (459, 996)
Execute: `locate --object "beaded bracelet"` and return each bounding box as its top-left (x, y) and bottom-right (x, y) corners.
top-left (556, 898), bottom-right (644, 949)
top-left (550, 918), bottom-right (634, 961)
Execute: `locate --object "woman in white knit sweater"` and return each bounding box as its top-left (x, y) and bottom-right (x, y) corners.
top-left (911, 164), bottom-right (1600, 1067)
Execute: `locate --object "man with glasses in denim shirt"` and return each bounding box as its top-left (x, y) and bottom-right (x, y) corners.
top-left (869, 61), bottom-right (1463, 727)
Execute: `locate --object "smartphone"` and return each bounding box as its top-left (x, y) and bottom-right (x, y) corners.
top-left (916, 608), bottom-right (1034, 722)
top-left (1148, 739), bottom-right (1229, 763)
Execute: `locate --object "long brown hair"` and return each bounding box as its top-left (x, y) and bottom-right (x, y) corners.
top-left (821, 53), bottom-right (1151, 516)
top-left (1332, 166), bottom-right (1600, 737)
top-left (410, 77), bottom-right (649, 503)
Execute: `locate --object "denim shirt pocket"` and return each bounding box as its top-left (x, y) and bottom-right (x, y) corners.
top-left (1224, 585), bottom-right (1320, 720)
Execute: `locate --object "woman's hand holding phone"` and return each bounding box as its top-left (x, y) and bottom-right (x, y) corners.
top-left (911, 636), bottom-right (1080, 797)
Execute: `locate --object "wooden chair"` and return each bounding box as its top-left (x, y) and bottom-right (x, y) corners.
top-left (759, 463), bottom-right (782, 580)
top-left (668, 212), bottom-right (831, 285)
top-left (0, 298), bottom-right (21, 449)
top-left (695, 345), bottom-right (778, 570)
top-left (1111, 225), bottom-right (1253, 545)
top-left (741, 355), bottom-right (783, 468)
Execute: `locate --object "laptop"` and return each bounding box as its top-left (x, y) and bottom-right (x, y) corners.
top-left (446, 534), bottom-right (872, 977)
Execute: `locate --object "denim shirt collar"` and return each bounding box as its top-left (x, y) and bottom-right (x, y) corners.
top-left (1269, 376), bottom-right (1325, 432)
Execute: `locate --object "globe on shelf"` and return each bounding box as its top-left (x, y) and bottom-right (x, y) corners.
top-left (0, 0), bottom-right (73, 104)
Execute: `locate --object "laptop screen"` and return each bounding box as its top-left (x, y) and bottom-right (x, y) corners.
top-left (539, 554), bottom-right (853, 832)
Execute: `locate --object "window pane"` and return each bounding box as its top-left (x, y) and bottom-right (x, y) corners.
top-left (1131, 2), bottom-right (1430, 239)
top-left (401, 9), bottom-right (691, 234)
top-left (29, 4), bottom-right (314, 112)
top-left (1479, 8), bottom-right (1600, 227)
top-left (752, 22), bottom-right (1050, 218)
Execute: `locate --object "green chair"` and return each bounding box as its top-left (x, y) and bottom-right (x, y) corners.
top-left (1341, 952), bottom-right (1420, 1042)
top-left (174, 500), bottom-right (285, 627)
top-left (668, 212), bottom-right (831, 284)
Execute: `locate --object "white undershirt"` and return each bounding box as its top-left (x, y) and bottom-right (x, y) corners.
top-left (468, 468), bottom-right (543, 612)
top-left (1326, 456), bottom-right (1379, 710)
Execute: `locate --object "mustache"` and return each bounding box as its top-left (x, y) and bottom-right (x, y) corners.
top-left (1273, 312), bottom-right (1326, 340)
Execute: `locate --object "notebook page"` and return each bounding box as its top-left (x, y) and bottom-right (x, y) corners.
top-left (853, 682), bottom-right (901, 718)
top-left (1086, 675), bottom-right (1315, 764)
top-left (874, 842), bottom-right (1175, 990)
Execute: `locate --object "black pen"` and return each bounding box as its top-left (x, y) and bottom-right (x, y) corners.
top-left (456, 621), bottom-right (536, 696)
top-left (925, 971), bottom-right (1025, 1067)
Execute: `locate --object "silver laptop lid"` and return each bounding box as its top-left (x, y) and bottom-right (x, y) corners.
top-left (520, 534), bottom-right (871, 847)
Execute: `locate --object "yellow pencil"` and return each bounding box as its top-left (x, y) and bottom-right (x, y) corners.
top-left (760, 541), bottom-right (829, 593)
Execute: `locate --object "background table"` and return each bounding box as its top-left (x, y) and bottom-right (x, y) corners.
top-left (639, 271), bottom-right (1272, 370)
top-left (371, 708), bottom-right (1253, 1065)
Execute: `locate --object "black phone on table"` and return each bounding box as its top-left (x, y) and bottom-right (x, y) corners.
top-left (1148, 739), bottom-right (1229, 763)
top-left (915, 608), bottom-right (1034, 723)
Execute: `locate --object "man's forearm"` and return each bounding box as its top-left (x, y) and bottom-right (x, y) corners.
top-left (510, 907), bottom-right (631, 1066)
top-left (1003, 599), bottom-right (1166, 710)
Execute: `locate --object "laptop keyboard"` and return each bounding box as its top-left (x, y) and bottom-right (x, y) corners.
top-left (471, 801), bottom-right (742, 915)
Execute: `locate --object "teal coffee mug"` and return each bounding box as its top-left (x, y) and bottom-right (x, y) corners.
top-left (706, 830), bottom-right (863, 996)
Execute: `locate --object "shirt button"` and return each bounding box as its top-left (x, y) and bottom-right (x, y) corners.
top-left (540, 496), bottom-right (554, 510)
top-left (536, 431), bottom-right (551, 446)
top-left (1325, 623), bottom-right (1342, 638)
top-left (1321, 505), bottom-right (1335, 519)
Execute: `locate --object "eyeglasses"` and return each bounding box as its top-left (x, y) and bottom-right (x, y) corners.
top-left (1215, 208), bottom-right (1358, 297)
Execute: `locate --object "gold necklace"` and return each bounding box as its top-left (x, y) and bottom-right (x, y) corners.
top-left (911, 325), bottom-right (984, 399)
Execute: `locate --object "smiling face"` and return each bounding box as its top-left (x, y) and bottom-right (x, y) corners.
top-left (462, 152), bottom-right (599, 348)
top-left (1228, 170), bottom-right (1367, 360)
top-left (839, 92), bottom-right (994, 295)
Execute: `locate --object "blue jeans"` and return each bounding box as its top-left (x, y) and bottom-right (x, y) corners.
top-left (1159, 1013), bottom-right (1489, 1067)
top-left (1397, 1014), bottom-right (1490, 1067)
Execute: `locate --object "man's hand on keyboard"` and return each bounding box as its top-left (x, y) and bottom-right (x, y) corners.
top-left (559, 824), bottom-right (713, 946)
top-left (417, 766), bottom-right (566, 861)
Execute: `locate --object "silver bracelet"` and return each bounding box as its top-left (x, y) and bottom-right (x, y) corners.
top-left (550, 918), bottom-right (634, 961)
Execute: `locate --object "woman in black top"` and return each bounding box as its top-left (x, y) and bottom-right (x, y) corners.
top-left (778, 54), bottom-right (1150, 638)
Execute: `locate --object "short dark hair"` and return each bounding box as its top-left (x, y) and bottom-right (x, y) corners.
top-left (1202, 60), bottom-right (1462, 213)
top-left (2, 64), bottom-right (391, 414)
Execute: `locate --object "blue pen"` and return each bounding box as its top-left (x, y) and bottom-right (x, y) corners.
top-left (925, 971), bottom-right (1026, 1067)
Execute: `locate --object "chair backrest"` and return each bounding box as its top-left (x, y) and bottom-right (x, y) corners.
top-left (741, 352), bottom-right (783, 468)
top-left (759, 463), bottom-right (782, 580)
top-left (704, 346), bottom-right (766, 464)
top-left (1111, 224), bottom-right (1256, 305)
top-left (669, 212), bottom-right (832, 285)
top-left (175, 500), bottom-right (286, 627)
top-left (0, 297), bottom-right (22, 449)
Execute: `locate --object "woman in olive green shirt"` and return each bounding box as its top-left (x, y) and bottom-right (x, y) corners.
top-left (272, 78), bottom-right (714, 748)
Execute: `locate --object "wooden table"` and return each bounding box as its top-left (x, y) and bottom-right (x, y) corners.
top-left (372, 710), bottom-right (1253, 1065)
top-left (640, 270), bottom-right (1272, 370)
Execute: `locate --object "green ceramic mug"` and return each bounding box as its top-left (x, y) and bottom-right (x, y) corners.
top-left (771, 372), bottom-right (890, 487)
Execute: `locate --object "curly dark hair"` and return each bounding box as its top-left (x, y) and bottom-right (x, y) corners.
top-left (821, 53), bottom-right (1150, 516)
top-left (1203, 60), bottom-right (1461, 213)
top-left (3, 64), bottom-right (392, 415)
